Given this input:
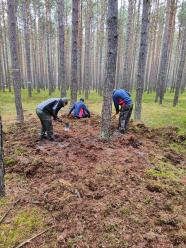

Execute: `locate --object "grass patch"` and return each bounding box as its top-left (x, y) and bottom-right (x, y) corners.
top-left (4, 157), bottom-right (16, 166)
top-left (119, 207), bottom-right (132, 217)
top-left (105, 223), bottom-right (119, 233)
top-left (147, 156), bottom-right (186, 180)
top-left (170, 143), bottom-right (186, 154)
top-left (0, 208), bottom-right (45, 248)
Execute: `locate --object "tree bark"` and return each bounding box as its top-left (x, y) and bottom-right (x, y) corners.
top-left (71, 0), bottom-right (79, 104)
top-left (83, 0), bottom-right (92, 99)
top-left (0, 116), bottom-right (5, 197)
top-left (156, 0), bottom-right (176, 104)
top-left (101, 0), bottom-right (118, 139)
top-left (22, 0), bottom-right (32, 97)
top-left (122, 0), bottom-right (135, 90)
top-left (173, 25), bottom-right (186, 106)
top-left (8, 0), bottom-right (24, 123)
top-left (57, 0), bottom-right (66, 97)
top-left (134, 0), bottom-right (151, 120)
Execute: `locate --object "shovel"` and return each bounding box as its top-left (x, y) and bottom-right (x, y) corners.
top-left (56, 118), bottom-right (70, 131)
top-left (64, 122), bottom-right (70, 132)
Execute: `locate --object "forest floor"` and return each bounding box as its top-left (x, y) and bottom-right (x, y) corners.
top-left (1, 114), bottom-right (186, 248)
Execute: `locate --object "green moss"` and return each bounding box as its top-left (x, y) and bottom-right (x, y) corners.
top-left (146, 181), bottom-right (164, 192)
top-left (156, 214), bottom-right (182, 227)
top-left (170, 143), bottom-right (186, 154)
top-left (143, 196), bottom-right (152, 205)
top-left (0, 208), bottom-right (45, 248)
top-left (146, 157), bottom-right (186, 180)
top-left (4, 157), bottom-right (16, 166)
top-left (119, 207), bottom-right (131, 217)
top-left (14, 146), bottom-right (27, 155)
top-left (105, 223), bottom-right (119, 233)
top-left (0, 197), bottom-right (9, 207)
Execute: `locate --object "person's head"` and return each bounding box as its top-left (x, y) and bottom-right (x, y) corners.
top-left (62, 97), bottom-right (68, 106)
top-left (80, 98), bottom-right (84, 102)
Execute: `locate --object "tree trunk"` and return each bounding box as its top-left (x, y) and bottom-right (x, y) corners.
top-left (122, 0), bottom-right (135, 90)
top-left (156, 0), bottom-right (176, 104)
top-left (173, 25), bottom-right (186, 106)
top-left (0, 117), bottom-right (5, 197)
top-left (22, 0), bottom-right (32, 97)
top-left (134, 0), bottom-right (151, 120)
top-left (101, 0), bottom-right (118, 139)
top-left (45, 0), bottom-right (53, 95)
top-left (8, 0), bottom-right (24, 123)
top-left (57, 0), bottom-right (66, 97)
top-left (83, 0), bottom-right (92, 99)
top-left (71, 0), bottom-right (79, 104)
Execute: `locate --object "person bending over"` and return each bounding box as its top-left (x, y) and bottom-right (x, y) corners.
top-left (112, 89), bottom-right (133, 133)
top-left (36, 98), bottom-right (68, 140)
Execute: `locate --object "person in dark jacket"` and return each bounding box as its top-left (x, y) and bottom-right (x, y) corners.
top-left (68, 98), bottom-right (90, 119)
top-left (112, 89), bottom-right (133, 133)
top-left (36, 98), bottom-right (68, 140)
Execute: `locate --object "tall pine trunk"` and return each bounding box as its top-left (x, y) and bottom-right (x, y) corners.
top-left (57, 0), bottom-right (66, 97)
top-left (156, 0), bottom-right (176, 104)
top-left (8, 0), bottom-right (24, 123)
top-left (71, 0), bottom-right (79, 104)
top-left (101, 0), bottom-right (118, 139)
top-left (134, 0), bottom-right (151, 120)
top-left (0, 116), bottom-right (5, 197)
top-left (83, 0), bottom-right (92, 99)
top-left (22, 0), bottom-right (32, 97)
top-left (173, 25), bottom-right (186, 106)
top-left (122, 0), bottom-right (135, 90)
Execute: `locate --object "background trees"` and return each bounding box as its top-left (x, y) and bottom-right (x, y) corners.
top-left (0, 0), bottom-right (186, 121)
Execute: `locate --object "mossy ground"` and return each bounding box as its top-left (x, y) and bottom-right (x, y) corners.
top-left (0, 90), bottom-right (186, 247)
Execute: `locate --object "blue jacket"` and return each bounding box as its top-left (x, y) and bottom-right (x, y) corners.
top-left (37, 98), bottom-right (66, 119)
top-left (69, 101), bottom-right (90, 118)
top-left (113, 89), bottom-right (132, 112)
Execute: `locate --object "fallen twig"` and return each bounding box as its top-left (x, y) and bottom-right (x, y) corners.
top-left (0, 199), bottom-right (20, 225)
top-left (14, 225), bottom-right (55, 248)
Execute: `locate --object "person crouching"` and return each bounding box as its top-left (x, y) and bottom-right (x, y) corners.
top-left (68, 98), bottom-right (90, 119)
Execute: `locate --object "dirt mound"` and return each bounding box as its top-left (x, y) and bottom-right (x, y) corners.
top-left (4, 115), bottom-right (186, 247)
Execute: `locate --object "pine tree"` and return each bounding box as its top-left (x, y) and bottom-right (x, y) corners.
top-left (101, 0), bottom-right (118, 139)
top-left (8, 0), bottom-right (24, 123)
top-left (134, 0), bottom-right (151, 120)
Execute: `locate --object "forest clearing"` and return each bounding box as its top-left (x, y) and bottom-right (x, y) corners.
top-left (0, 114), bottom-right (186, 247)
top-left (0, 0), bottom-right (186, 247)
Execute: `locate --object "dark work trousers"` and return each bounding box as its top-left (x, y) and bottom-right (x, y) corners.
top-left (74, 113), bottom-right (90, 119)
top-left (118, 104), bottom-right (133, 132)
top-left (36, 108), bottom-right (53, 138)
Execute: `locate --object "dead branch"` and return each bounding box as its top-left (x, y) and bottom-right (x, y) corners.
top-left (0, 199), bottom-right (20, 225)
top-left (14, 225), bottom-right (55, 248)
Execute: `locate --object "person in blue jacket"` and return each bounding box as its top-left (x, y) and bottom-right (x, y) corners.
top-left (68, 98), bottom-right (90, 119)
top-left (36, 98), bottom-right (68, 140)
top-left (112, 89), bottom-right (133, 133)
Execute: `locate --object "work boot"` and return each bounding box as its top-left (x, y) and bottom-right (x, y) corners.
top-left (118, 127), bottom-right (125, 134)
top-left (48, 136), bottom-right (54, 141)
top-left (39, 134), bottom-right (47, 140)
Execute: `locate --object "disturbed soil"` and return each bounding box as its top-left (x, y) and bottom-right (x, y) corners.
top-left (2, 114), bottom-right (186, 248)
